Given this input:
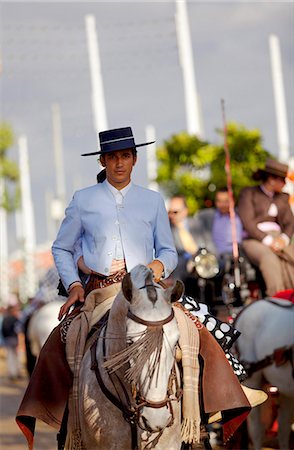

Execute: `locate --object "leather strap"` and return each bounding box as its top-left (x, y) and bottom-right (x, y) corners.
top-left (127, 309), bottom-right (174, 327)
top-left (90, 325), bottom-right (138, 450)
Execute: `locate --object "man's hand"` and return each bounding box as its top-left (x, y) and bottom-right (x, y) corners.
top-left (58, 285), bottom-right (85, 321)
top-left (270, 236), bottom-right (286, 253)
top-left (147, 260), bottom-right (164, 283)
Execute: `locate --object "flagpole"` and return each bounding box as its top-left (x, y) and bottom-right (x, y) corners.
top-left (221, 99), bottom-right (241, 289)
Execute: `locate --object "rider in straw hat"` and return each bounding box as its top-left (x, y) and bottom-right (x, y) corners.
top-left (238, 158), bottom-right (294, 296)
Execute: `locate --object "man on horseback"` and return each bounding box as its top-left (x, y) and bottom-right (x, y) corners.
top-left (52, 126), bottom-right (178, 320)
top-left (16, 126), bottom-right (179, 450)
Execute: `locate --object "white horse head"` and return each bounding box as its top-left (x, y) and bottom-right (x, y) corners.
top-left (121, 265), bottom-right (184, 433)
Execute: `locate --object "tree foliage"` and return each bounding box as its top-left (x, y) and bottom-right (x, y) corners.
top-left (0, 123), bottom-right (19, 211)
top-left (156, 122), bottom-right (273, 214)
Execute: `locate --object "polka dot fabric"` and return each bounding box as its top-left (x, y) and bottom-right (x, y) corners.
top-left (177, 294), bottom-right (247, 382)
top-left (178, 295), bottom-right (240, 351)
top-left (225, 352), bottom-right (247, 382)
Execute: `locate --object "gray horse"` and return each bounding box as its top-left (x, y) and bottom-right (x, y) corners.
top-left (234, 297), bottom-right (294, 450)
top-left (79, 265), bottom-right (184, 450)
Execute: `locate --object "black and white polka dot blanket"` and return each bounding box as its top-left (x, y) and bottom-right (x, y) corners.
top-left (177, 295), bottom-right (247, 381)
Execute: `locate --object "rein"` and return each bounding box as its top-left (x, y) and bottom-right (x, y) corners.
top-left (90, 323), bottom-right (139, 450)
top-left (90, 306), bottom-right (179, 449)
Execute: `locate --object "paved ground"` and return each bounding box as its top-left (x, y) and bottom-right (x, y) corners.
top-left (0, 349), bottom-right (56, 450)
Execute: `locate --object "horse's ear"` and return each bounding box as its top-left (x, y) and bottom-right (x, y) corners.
top-left (169, 280), bottom-right (185, 303)
top-left (122, 272), bottom-right (133, 302)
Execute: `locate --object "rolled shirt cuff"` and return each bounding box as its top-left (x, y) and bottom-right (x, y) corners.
top-left (262, 235), bottom-right (274, 246)
top-left (153, 258), bottom-right (165, 279)
top-left (68, 281), bottom-right (83, 293)
top-left (281, 233), bottom-right (290, 246)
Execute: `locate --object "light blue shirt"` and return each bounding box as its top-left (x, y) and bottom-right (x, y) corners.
top-left (212, 210), bottom-right (243, 255)
top-left (52, 181), bottom-right (178, 290)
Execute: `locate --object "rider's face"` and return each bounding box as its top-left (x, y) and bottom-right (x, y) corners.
top-left (269, 175), bottom-right (286, 193)
top-left (168, 198), bottom-right (188, 225)
top-left (100, 149), bottom-right (137, 189)
top-left (215, 192), bottom-right (230, 215)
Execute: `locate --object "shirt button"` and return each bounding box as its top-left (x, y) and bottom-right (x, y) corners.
top-left (112, 235), bottom-right (117, 240)
top-left (115, 220), bottom-right (119, 225)
top-left (104, 267), bottom-right (109, 273)
top-left (107, 251), bottom-right (112, 256)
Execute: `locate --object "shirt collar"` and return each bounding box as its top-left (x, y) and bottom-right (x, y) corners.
top-left (105, 179), bottom-right (132, 198)
top-left (260, 184), bottom-right (274, 198)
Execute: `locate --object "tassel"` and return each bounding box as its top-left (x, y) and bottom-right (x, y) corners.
top-left (181, 418), bottom-right (200, 444)
top-left (103, 326), bottom-right (164, 387)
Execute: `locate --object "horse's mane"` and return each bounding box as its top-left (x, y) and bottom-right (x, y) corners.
top-left (104, 290), bottom-right (165, 388)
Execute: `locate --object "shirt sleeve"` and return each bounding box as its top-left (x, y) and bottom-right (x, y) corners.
top-left (51, 192), bottom-right (83, 291)
top-left (153, 194), bottom-right (178, 278)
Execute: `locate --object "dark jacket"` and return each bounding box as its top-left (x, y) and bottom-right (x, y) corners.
top-left (238, 186), bottom-right (294, 241)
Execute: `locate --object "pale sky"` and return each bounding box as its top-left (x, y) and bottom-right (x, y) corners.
top-left (1, 1), bottom-right (294, 252)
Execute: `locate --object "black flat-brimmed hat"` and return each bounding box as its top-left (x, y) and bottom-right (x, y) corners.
top-left (252, 158), bottom-right (289, 181)
top-left (81, 126), bottom-right (155, 156)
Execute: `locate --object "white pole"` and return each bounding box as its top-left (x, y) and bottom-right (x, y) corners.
top-left (85, 14), bottom-right (108, 134)
top-left (51, 103), bottom-right (66, 233)
top-left (269, 34), bottom-right (290, 163)
top-left (18, 135), bottom-right (38, 299)
top-left (52, 103), bottom-right (66, 202)
top-left (145, 125), bottom-right (159, 192)
top-left (0, 47), bottom-right (9, 305)
top-left (175, 0), bottom-right (203, 138)
top-left (14, 209), bottom-right (26, 303)
top-left (45, 189), bottom-right (55, 241)
top-left (0, 179), bottom-right (9, 305)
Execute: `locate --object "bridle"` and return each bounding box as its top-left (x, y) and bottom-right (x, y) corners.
top-left (90, 292), bottom-right (181, 449)
top-left (127, 309), bottom-right (175, 329)
top-left (127, 307), bottom-right (178, 411)
top-left (126, 282), bottom-right (178, 410)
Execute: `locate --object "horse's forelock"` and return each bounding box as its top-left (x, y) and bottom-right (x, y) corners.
top-left (146, 285), bottom-right (158, 305)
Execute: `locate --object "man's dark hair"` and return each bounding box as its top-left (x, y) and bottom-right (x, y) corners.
top-left (171, 195), bottom-right (188, 208)
top-left (97, 169), bottom-right (106, 183)
top-left (216, 187), bottom-right (228, 194)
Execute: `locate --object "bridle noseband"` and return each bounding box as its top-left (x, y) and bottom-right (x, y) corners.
top-left (127, 309), bottom-right (175, 328)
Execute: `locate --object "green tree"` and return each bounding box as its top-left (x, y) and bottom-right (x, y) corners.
top-left (156, 122), bottom-right (273, 214)
top-left (0, 123), bottom-right (19, 211)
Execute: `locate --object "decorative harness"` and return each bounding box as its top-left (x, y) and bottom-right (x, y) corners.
top-left (90, 283), bottom-right (181, 450)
